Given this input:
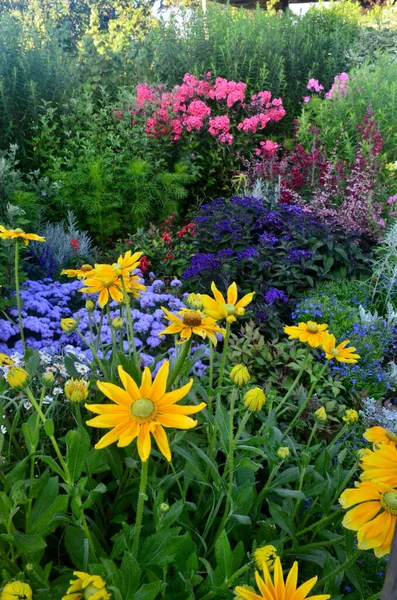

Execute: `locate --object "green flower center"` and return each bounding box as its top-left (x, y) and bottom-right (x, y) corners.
top-left (182, 310), bottom-right (202, 327)
top-left (387, 430), bottom-right (397, 443)
top-left (381, 491), bottom-right (397, 515)
top-left (330, 348), bottom-right (340, 357)
top-left (225, 304), bottom-right (236, 315)
top-left (306, 324), bottom-right (319, 333)
top-left (85, 584), bottom-right (101, 599)
top-left (131, 398), bottom-right (155, 419)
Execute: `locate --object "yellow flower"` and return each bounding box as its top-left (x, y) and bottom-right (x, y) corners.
top-left (230, 364), bottom-right (250, 386)
top-left (0, 581), bottom-right (32, 600)
top-left (339, 480), bottom-right (397, 557)
top-left (61, 571), bottom-right (111, 600)
top-left (253, 545), bottom-right (278, 570)
top-left (186, 293), bottom-right (204, 310)
top-left (42, 372), bottom-right (55, 387)
top-left (234, 557), bottom-right (330, 600)
top-left (0, 225), bottom-right (45, 246)
top-left (385, 161), bottom-right (397, 171)
top-left (321, 333), bottom-right (360, 364)
top-left (360, 444), bottom-right (397, 487)
top-left (200, 282), bottom-right (255, 323)
top-left (85, 361), bottom-right (206, 462)
top-left (284, 321), bottom-right (328, 348)
top-left (159, 307), bottom-right (225, 345)
top-left (60, 318), bottom-right (78, 333)
top-left (80, 264), bottom-right (145, 308)
top-left (0, 353), bottom-right (14, 367)
top-left (244, 387), bottom-right (266, 412)
top-left (343, 409), bottom-right (359, 424)
top-left (86, 300), bottom-right (95, 311)
top-left (7, 367), bottom-right (29, 389)
top-left (314, 407), bottom-right (327, 422)
top-left (65, 379), bottom-right (90, 403)
top-left (364, 426), bottom-right (397, 447)
top-left (113, 250), bottom-right (142, 277)
top-left (61, 265), bottom-right (94, 279)
top-left (111, 317), bottom-right (123, 329)
top-left (277, 447), bottom-right (290, 459)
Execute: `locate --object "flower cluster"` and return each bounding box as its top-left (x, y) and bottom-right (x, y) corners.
top-left (128, 73), bottom-right (285, 150)
top-left (284, 321), bottom-right (360, 363)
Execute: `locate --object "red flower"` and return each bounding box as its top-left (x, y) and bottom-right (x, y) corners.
top-left (162, 232), bottom-right (172, 243)
top-left (139, 255), bottom-right (151, 274)
top-left (70, 237), bottom-right (79, 253)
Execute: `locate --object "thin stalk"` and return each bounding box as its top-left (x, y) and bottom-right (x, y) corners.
top-left (291, 467), bottom-right (306, 521)
top-left (330, 460), bottom-right (359, 506)
top-left (132, 460), bottom-right (149, 559)
top-left (217, 322), bottom-right (231, 388)
top-left (121, 276), bottom-right (139, 365)
top-left (327, 422), bottom-right (349, 453)
top-left (25, 387), bottom-right (72, 487)
top-left (316, 549), bottom-right (361, 588)
top-left (75, 329), bottom-right (109, 378)
top-left (170, 460), bottom-right (185, 502)
top-left (26, 387), bottom-right (45, 523)
top-left (14, 240), bottom-right (25, 353)
top-left (208, 340), bottom-right (215, 413)
top-left (275, 349), bottom-right (310, 415)
top-left (283, 361), bottom-right (329, 438)
top-left (305, 422), bottom-right (319, 450)
top-left (255, 463), bottom-right (282, 520)
top-left (200, 562), bottom-right (252, 600)
top-left (167, 338), bottom-right (192, 389)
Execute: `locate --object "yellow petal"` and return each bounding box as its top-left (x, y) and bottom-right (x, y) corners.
top-left (150, 361), bottom-right (169, 402)
top-left (98, 287), bottom-right (109, 308)
top-left (137, 422), bottom-right (151, 461)
top-left (235, 291), bottom-right (255, 309)
top-left (156, 379), bottom-right (194, 408)
top-left (342, 501), bottom-right (381, 531)
top-left (157, 413), bottom-right (198, 429)
top-left (358, 511), bottom-right (393, 549)
top-left (139, 367), bottom-right (152, 397)
top-left (117, 366), bottom-right (140, 400)
top-left (211, 281), bottom-right (225, 304)
top-left (227, 282), bottom-right (238, 305)
top-left (86, 414), bottom-right (125, 428)
top-left (152, 424), bottom-right (171, 461)
top-left (117, 422), bottom-right (140, 448)
top-left (94, 422), bottom-right (131, 449)
top-left (285, 561), bottom-right (298, 597)
top-left (97, 381), bottom-right (132, 408)
top-left (293, 575), bottom-right (318, 600)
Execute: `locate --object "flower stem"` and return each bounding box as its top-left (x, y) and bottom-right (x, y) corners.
top-left (167, 338), bottom-right (192, 389)
top-left (283, 361), bottom-right (329, 438)
top-left (316, 549), bottom-right (361, 588)
top-left (275, 349), bottom-right (310, 415)
top-left (217, 322), bottom-right (231, 388)
top-left (14, 240), bottom-right (25, 353)
top-left (132, 459), bottom-right (149, 559)
top-left (327, 422), bottom-right (349, 453)
top-left (121, 276), bottom-right (139, 366)
top-left (200, 562), bottom-right (252, 600)
top-left (75, 330), bottom-right (109, 379)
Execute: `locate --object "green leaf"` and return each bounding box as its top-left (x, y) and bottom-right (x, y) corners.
top-left (120, 552), bottom-right (141, 597)
top-left (141, 531), bottom-right (195, 568)
top-left (272, 488), bottom-right (306, 500)
top-left (134, 581), bottom-right (163, 600)
top-left (66, 427), bottom-right (91, 483)
top-left (215, 530), bottom-right (233, 579)
top-left (28, 476), bottom-right (69, 536)
top-left (267, 501), bottom-right (295, 536)
top-left (44, 418), bottom-right (54, 437)
top-left (13, 532), bottom-right (46, 553)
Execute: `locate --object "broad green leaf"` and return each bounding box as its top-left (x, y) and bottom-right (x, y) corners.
top-left (66, 427), bottom-right (91, 483)
top-left (267, 501), bottom-right (295, 536)
top-left (13, 532), bottom-right (46, 553)
top-left (134, 581), bottom-right (163, 600)
top-left (215, 530), bottom-right (233, 579)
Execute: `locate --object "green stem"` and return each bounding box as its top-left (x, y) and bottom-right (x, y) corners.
top-left (121, 276), bottom-right (139, 366)
top-left (275, 349), bottom-right (310, 415)
top-left (75, 330), bottom-right (109, 379)
top-left (132, 460), bottom-right (149, 559)
top-left (26, 387), bottom-right (45, 523)
top-left (316, 549), bottom-right (361, 588)
top-left (200, 562), bottom-right (252, 600)
top-left (291, 467), bottom-right (306, 521)
top-left (167, 338), bottom-right (192, 389)
top-left (234, 412), bottom-right (251, 446)
top-left (283, 361), bottom-right (329, 438)
top-left (255, 463), bottom-right (282, 520)
top-left (170, 461), bottom-right (185, 502)
top-left (327, 422), bottom-right (349, 453)
top-left (74, 493), bottom-right (98, 561)
top-left (305, 422), bottom-right (318, 450)
top-left (217, 322), bottom-right (231, 388)
top-left (14, 240), bottom-right (25, 353)
top-left (208, 340), bottom-right (215, 413)
top-left (25, 387), bottom-right (72, 487)
top-left (330, 460), bottom-right (359, 506)
top-left (291, 509), bottom-right (343, 541)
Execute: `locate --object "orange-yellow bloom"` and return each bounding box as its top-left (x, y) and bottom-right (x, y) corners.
top-left (199, 282), bottom-right (254, 323)
top-left (339, 480), bottom-right (397, 557)
top-left (364, 426), bottom-right (397, 447)
top-left (113, 250), bottom-right (142, 277)
top-left (360, 444), bottom-right (397, 487)
top-left (0, 581), bottom-right (33, 600)
top-left (85, 361), bottom-right (206, 462)
top-left (284, 321), bottom-right (328, 348)
top-left (321, 333), bottom-right (360, 364)
top-left (234, 557), bottom-right (330, 600)
top-left (61, 265), bottom-right (94, 278)
top-left (0, 225), bottom-right (45, 246)
top-left (159, 307), bottom-right (225, 345)
top-left (61, 571), bottom-right (110, 600)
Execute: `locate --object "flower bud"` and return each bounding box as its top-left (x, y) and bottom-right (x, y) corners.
top-left (111, 317), bottom-right (123, 329)
top-left (86, 300), bottom-right (95, 312)
top-left (81, 264), bottom-right (93, 272)
top-left (60, 318), bottom-right (78, 333)
top-left (0, 352), bottom-right (14, 367)
top-left (314, 407), bottom-right (327, 422)
top-left (186, 293), bottom-right (203, 310)
top-left (42, 372), bottom-right (55, 388)
top-left (7, 367), bottom-right (29, 389)
top-left (159, 502), bottom-right (170, 513)
top-left (253, 545), bottom-right (278, 570)
top-left (65, 378), bottom-right (90, 403)
top-left (244, 387), bottom-right (266, 411)
top-left (343, 409), bottom-right (359, 425)
top-left (230, 364), bottom-right (250, 386)
top-left (277, 447), bottom-right (290, 460)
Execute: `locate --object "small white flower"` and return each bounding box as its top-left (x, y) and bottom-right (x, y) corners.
top-left (43, 395), bottom-right (54, 405)
top-left (24, 401), bottom-right (32, 410)
top-left (75, 363), bottom-right (90, 376)
top-left (53, 387), bottom-right (63, 395)
top-left (1, 425), bottom-right (7, 434)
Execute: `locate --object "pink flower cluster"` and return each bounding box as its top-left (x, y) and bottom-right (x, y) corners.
top-left (307, 78), bottom-right (324, 93)
top-left (255, 140), bottom-right (279, 157)
top-left (131, 73), bottom-right (285, 147)
top-left (324, 72), bottom-right (349, 100)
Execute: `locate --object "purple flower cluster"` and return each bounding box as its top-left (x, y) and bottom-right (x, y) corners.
top-left (264, 288), bottom-right (288, 305)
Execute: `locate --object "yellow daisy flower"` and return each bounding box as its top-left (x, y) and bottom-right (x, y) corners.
top-left (0, 225), bottom-right (45, 246)
top-left (364, 426), bottom-right (397, 447)
top-left (85, 361), bottom-right (206, 462)
top-left (61, 571), bottom-right (110, 600)
top-left (283, 321), bottom-right (328, 348)
top-left (61, 265), bottom-right (94, 278)
top-left (321, 333), bottom-right (360, 364)
top-left (199, 282), bottom-right (255, 323)
top-left (253, 545), bottom-right (278, 570)
top-left (159, 307), bottom-right (225, 345)
top-left (113, 250), bottom-right (142, 277)
top-left (234, 557), bottom-right (330, 600)
top-left (65, 379), bottom-right (90, 403)
top-left (79, 265), bottom-right (124, 308)
top-left (339, 480), bottom-right (397, 557)
top-left (360, 444), bottom-right (397, 487)
top-left (342, 409), bottom-right (359, 424)
top-left (0, 353), bottom-right (14, 367)
top-left (0, 581), bottom-right (32, 600)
